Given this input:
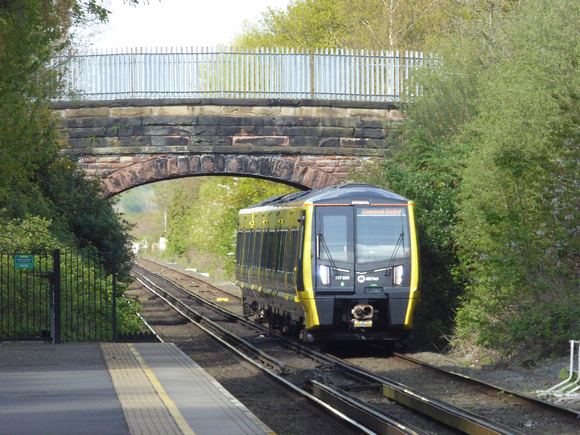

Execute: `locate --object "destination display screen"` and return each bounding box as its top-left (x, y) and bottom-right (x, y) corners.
top-left (358, 208), bottom-right (403, 216)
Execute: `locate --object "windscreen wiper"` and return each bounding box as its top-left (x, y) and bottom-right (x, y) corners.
top-left (384, 231), bottom-right (404, 277)
top-left (317, 232), bottom-right (339, 276)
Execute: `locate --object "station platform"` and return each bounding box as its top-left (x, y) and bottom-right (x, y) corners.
top-left (0, 342), bottom-right (273, 435)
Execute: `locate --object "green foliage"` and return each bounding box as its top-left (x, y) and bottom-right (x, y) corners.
top-left (396, 0), bottom-right (580, 354)
top-left (234, 0), bottom-right (346, 48)
top-left (0, 1), bottom-right (134, 202)
top-left (233, 0), bottom-right (458, 50)
top-left (0, 3), bottom-right (62, 206)
top-left (150, 177), bottom-right (298, 279)
top-left (0, 1), bottom-right (144, 340)
top-left (116, 184), bottom-right (157, 215)
top-left (0, 1), bottom-right (136, 277)
top-left (46, 166), bottom-right (136, 279)
top-left (0, 215), bottom-right (61, 252)
top-left (348, 0), bottom-right (579, 353)
top-left (60, 275), bottom-right (143, 342)
top-left (509, 300), bottom-right (580, 344)
top-left (0, 248), bottom-right (142, 341)
top-left (453, 0), bottom-right (580, 351)
top-left (115, 290), bottom-right (145, 335)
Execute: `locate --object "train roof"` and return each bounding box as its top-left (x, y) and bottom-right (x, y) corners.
top-left (244, 183), bottom-right (409, 209)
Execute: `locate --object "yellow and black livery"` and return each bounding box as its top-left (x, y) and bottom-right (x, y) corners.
top-left (235, 183), bottom-right (420, 342)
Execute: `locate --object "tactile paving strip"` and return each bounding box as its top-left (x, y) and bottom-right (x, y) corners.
top-left (154, 342), bottom-right (274, 435)
top-left (101, 343), bottom-right (187, 435)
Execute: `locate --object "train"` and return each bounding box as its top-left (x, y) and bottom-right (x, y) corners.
top-left (234, 183), bottom-right (420, 342)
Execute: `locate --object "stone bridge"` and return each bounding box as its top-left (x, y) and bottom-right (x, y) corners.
top-left (55, 99), bottom-right (402, 198)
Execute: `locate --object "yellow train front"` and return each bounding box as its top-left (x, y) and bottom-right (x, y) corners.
top-left (235, 183), bottom-right (420, 342)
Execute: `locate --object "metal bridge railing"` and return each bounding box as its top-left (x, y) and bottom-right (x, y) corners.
top-left (52, 47), bottom-right (424, 102)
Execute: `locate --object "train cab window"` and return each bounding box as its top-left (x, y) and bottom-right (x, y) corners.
top-left (316, 208), bottom-right (354, 263)
top-left (355, 206), bottom-right (411, 264)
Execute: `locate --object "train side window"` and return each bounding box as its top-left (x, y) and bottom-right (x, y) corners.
top-left (282, 230), bottom-right (291, 273)
top-left (259, 230), bottom-right (266, 269)
top-left (277, 230), bottom-right (287, 272)
top-left (274, 230), bottom-right (280, 272)
top-left (253, 230), bottom-right (261, 268)
top-left (268, 230), bottom-right (277, 271)
top-left (287, 229), bottom-right (298, 274)
top-left (236, 231), bottom-right (243, 266)
top-left (243, 231), bottom-right (253, 267)
top-left (249, 231), bottom-right (255, 268)
top-left (261, 231), bottom-right (269, 270)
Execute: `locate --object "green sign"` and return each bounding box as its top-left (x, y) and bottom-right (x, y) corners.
top-left (14, 254), bottom-right (34, 269)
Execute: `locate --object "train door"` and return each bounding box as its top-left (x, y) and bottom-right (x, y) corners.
top-left (314, 207), bottom-right (355, 294)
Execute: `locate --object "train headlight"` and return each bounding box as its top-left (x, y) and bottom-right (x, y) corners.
top-left (392, 265), bottom-right (404, 286)
top-left (320, 265), bottom-right (331, 286)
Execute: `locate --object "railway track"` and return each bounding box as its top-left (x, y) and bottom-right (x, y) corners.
top-left (130, 259), bottom-right (580, 434)
top-left (390, 353), bottom-right (580, 426)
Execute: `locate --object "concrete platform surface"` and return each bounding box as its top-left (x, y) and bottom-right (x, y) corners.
top-left (0, 342), bottom-right (273, 435)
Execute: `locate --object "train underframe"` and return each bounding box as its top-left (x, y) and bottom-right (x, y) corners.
top-left (241, 293), bottom-right (411, 342)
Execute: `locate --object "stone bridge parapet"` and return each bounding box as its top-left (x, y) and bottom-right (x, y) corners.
top-left (54, 99), bottom-right (401, 196)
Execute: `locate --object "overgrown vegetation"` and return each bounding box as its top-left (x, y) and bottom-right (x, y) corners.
top-left (358, 0), bottom-right (579, 356)
top-left (233, 0), bottom-right (520, 51)
top-left (0, 0), bottom-right (143, 340)
top-left (449, 0), bottom-right (580, 356)
top-left (136, 177), bottom-right (298, 280)
top-left (228, 0), bottom-right (580, 358)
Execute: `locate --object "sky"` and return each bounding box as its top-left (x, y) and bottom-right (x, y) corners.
top-left (89, 0), bottom-right (291, 49)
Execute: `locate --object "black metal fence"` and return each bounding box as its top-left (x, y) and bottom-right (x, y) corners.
top-left (0, 249), bottom-right (117, 343)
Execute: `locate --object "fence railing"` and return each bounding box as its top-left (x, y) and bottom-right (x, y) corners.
top-left (0, 249), bottom-right (117, 343)
top-left (53, 47), bottom-right (424, 102)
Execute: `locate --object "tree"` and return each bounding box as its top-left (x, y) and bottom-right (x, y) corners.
top-left (334, 0), bottom-right (453, 50)
top-left (453, 0), bottom-right (580, 352)
top-left (0, 0), bottom-right (143, 269)
top-left (233, 0), bottom-right (457, 51)
top-left (149, 177), bottom-right (298, 279)
top-left (346, 0), bottom-right (579, 353)
top-left (0, 1), bottom-right (152, 339)
top-left (234, 0), bottom-right (346, 48)
top-left (0, 0), bottom-right (142, 209)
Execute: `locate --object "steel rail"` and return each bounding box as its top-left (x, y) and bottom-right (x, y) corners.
top-left (325, 354), bottom-right (521, 435)
top-left (133, 263), bottom-right (519, 434)
top-left (131, 269), bottom-right (379, 434)
top-left (393, 352), bottom-right (580, 422)
top-left (311, 381), bottom-right (424, 435)
top-left (132, 263), bottom-right (330, 362)
top-left (132, 272), bottom-right (288, 373)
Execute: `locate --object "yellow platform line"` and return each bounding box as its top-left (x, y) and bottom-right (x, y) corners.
top-left (127, 343), bottom-right (196, 435)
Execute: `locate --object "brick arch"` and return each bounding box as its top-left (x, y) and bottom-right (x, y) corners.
top-left (99, 154), bottom-right (340, 198)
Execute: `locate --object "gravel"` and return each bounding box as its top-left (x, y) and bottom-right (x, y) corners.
top-left (134, 258), bottom-right (580, 428)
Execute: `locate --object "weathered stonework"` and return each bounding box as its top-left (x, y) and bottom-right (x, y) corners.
top-left (54, 99), bottom-right (402, 197)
